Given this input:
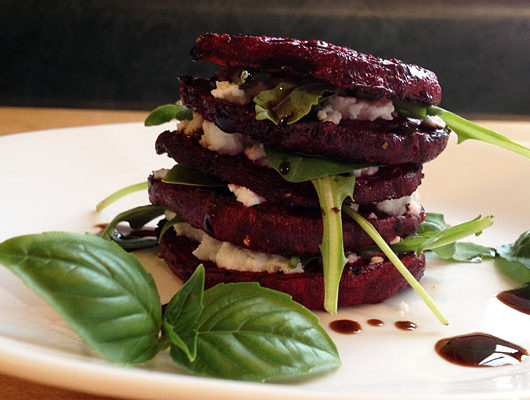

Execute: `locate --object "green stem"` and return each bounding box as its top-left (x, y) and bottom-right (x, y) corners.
top-left (344, 208), bottom-right (448, 325)
top-left (96, 182), bottom-right (148, 211)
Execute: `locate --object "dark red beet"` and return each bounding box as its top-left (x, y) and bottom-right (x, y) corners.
top-left (159, 231), bottom-right (426, 309)
top-left (148, 177), bottom-right (425, 257)
top-left (191, 33), bottom-right (442, 105)
top-left (155, 130), bottom-right (424, 207)
top-left (179, 77), bottom-right (450, 165)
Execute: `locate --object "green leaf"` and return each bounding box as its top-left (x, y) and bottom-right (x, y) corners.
top-left (96, 182), bottom-right (148, 212)
top-left (170, 282), bottom-right (340, 382)
top-left (433, 242), bottom-right (495, 263)
top-left (101, 205), bottom-right (166, 250)
top-left (0, 232), bottom-right (161, 364)
top-left (393, 100), bottom-right (427, 119)
top-left (392, 215), bottom-right (494, 256)
top-left (311, 175), bottom-right (355, 314)
top-left (144, 102), bottom-right (193, 126)
top-left (163, 265), bottom-right (205, 361)
top-left (427, 106), bottom-right (530, 159)
top-left (265, 146), bottom-right (373, 183)
top-left (162, 164), bottom-right (224, 187)
top-left (496, 230), bottom-right (530, 284)
top-left (417, 212), bottom-right (448, 234)
top-left (158, 214), bottom-right (185, 243)
top-left (343, 208), bottom-right (448, 325)
top-left (254, 82), bottom-right (336, 125)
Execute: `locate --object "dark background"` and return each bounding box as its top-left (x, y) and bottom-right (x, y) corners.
top-left (2, 0), bottom-right (529, 116)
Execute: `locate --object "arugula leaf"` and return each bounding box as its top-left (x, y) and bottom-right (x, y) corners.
top-left (427, 106), bottom-right (530, 159)
top-left (343, 208), bottom-right (448, 325)
top-left (158, 214), bottom-right (185, 243)
top-left (170, 281), bottom-right (340, 381)
top-left (101, 205), bottom-right (165, 250)
top-left (162, 164), bottom-right (224, 187)
top-left (393, 100), bottom-right (427, 119)
top-left (392, 215), bottom-right (494, 258)
top-left (496, 230), bottom-right (530, 284)
top-left (433, 242), bottom-right (496, 263)
top-left (163, 265), bottom-right (205, 361)
top-left (312, 175), bottom-right (355, 314)
top-left (417, 212), bottom-right (447, 234)
top-left (96, 182), bottom-right (148, 211)
top-left (254, 82), bottom-right (336, 125)
top-left (144, 102), bottom-right (193, 126)
top-left (0, 232), bottom-right (162, 364)
top-left (265, 146), bottom-right (373, 183)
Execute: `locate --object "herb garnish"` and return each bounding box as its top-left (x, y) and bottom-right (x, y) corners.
top-left (0, 235), bottom-right (340, 381)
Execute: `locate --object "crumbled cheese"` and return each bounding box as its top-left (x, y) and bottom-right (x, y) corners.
top-left (389, 236), bottom-right (401, 245)
top-left (317, 96), bottom-right (394, 124)
top-left (200, 120), bottom-right (247, 155)
top-left (375, 190), bottom-right (422, 216)
top-left (211, 81), bottom-right (252, 105)
top-left (153, 168), bottom-right (169, 180)
top-left (347, 252), bottom-right (361, 263)
top-left (352, 166), bottom-right (379, 177)
top-left (244, 143), bottom-right (271, 167)
top-left (177, 112), bottom-right (203, 135)
top-left (172, 222), bottom-right (303, 274)
top-left (369, 256), bottom-right (384, 265)
top-left (398, 300), bottom-right (410, 314)
top-left (228, 184), bottom-right (266, 207)
top-left (423, 115), bottom-right (447, 129)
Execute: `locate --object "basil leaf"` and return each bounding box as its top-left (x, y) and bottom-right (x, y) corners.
top-left (254, 82), bottom-right (336, 125)
top-left (427, 106), bottom-right (530, 159)
top-left (96, 182), bottom-right (148, 212)
top-left (170, 282), bottom-right (340, 381)
top-left (433, 242), bottom-right (495, 263)
top-left (0, 232), bottom-right (161, 364)
top-left (162, 164), bottom-right (224, 187)
top-left (144, 102), bottom-right (193, 126)
top-left (343, 208), bottom-right (448, 325)
top-left (312, 175), bottom-right (355, 314)
top-left (265, 146), bottom-right (373, 183)
top-left (163, 265), bottom-right (205, 361)
top-left (101, 205), bottom-right (165, 250)
top-left (496, 230), bottom-right (530, 284)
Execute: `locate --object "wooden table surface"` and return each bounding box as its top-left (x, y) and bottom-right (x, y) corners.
top-left (0, 106), bottom-right (147, 400)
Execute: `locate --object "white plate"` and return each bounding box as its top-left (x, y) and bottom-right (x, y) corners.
top-left (0, 122), bottom-right (529, 400)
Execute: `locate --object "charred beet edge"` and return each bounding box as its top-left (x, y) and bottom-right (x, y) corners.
top-left (155, 131), bottom-right (424, 208)
top-left (178, 77), bottom-right (450, 165)
top-left (160, 230), bottom-right (426, 309)
top-left (191, 33), bottom-right (442, 105)
top-left (148, 177), bottom-right (425, 257)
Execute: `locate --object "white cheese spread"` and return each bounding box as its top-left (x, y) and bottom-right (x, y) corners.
top-left (211, 81), bottom-right (252, 105)
top-left (375, 190), bottom-right (422, 216)
top-left (228, 184), bottom-right (266, 207)
top-left (172, 222), bottom-right (303, 274)
top-left (317, 96), bottom-right (394, 124)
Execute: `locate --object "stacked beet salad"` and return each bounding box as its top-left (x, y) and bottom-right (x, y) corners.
top-left (148, 33), bottom-right (450, 311)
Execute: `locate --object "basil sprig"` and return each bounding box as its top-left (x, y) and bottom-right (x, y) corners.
top-left (0, 235), bottom-right (339, 381)
top-left (144, 101), bottom-right (193, 126)
top-left (496, 230), bottom-right (530, 284)
top-left (254, 82), bottom-right (336, 125)
top-left (167, 266), bottom-right (340, 381)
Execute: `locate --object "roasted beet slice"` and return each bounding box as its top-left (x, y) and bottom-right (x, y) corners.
top-left (159, 231), bottom-right (425, 309)
top-left (156, 130), bottom-right (424, 207)
top-left (149, 178), bottom-right (424, 256)
top-left (179, 77), bottom-right (450, 165)
top-left (191, 33), bottom-right (442, 105)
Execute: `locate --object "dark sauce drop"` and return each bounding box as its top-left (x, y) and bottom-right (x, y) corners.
top-left (497, 283), bottom-right (530, 315)
top-left (214, 117), bottom-right (237, 133)
top-left (395, 321), bottom-right (417, 331)
top-left (435, 333), bottom-right (528, 367)
top-left (202, 214), bottom-right (214, 236)
top-left (279, 161), bottom-right (291, 175)
top-left (367, 319), bottom-right (384, 327)
top-left (329, 319), bottom-right (362, 334)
